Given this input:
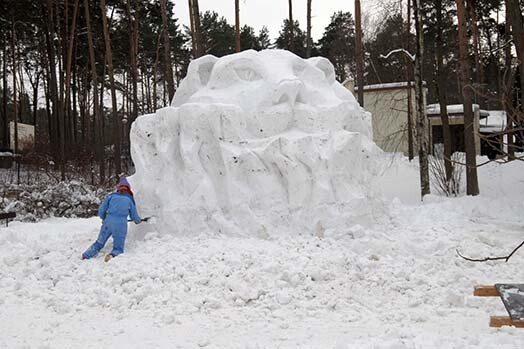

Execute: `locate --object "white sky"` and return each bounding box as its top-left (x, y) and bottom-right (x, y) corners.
top-left (173, 0), bottom-right (357, 41)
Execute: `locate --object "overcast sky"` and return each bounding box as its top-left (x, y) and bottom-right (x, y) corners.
top-left (174, 0), bottom-right (357, 42)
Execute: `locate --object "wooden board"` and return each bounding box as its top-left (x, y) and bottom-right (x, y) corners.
top-left (490, 316), bottom-right (524, 328)
top-left (0, 212), bottom-right (16, 220)
top-left (474, 285), bottom-right (499, 297)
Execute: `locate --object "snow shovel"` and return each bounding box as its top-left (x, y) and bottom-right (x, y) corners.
top-left (128, 216), bottom-right (154, 223)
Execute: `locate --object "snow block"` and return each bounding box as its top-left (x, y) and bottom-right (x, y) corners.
top-left (130, 49), bottom-right (381, 235)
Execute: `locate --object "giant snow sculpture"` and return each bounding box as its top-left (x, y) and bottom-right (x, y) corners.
top-left (130, 49), bottom-right (380, 235)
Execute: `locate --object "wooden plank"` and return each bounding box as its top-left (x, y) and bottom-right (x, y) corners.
top-left (474, 285), bottom-right (500, 297)
top-left (490, 316), bottom-right (524, 328)
top-left (0, 212), bottom-right (16, 219)
top-left (0, 212), bottom-right (16, 220)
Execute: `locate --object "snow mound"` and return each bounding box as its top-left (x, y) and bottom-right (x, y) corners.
top-left (130, 49), bottom-right (383, 235)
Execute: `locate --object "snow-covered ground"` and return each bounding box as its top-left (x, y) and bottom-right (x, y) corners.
top-left (1, 158), bottom-right (524, 348)
top-left (2, 51), bottom-right (524, 347)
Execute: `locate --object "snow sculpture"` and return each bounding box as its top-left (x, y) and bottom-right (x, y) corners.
top-left (130, 49), bottom-right (380, 236)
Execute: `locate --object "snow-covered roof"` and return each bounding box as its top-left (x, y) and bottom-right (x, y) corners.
top-left (480, 110), bottom-right (507, 133)
top-left (426, 104), bottom-right (488, 118)
top-left (355, 81), bottom-right (426, 91)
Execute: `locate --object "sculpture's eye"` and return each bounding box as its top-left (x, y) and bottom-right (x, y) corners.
top-left (235, 67), bottom-right (262, 82)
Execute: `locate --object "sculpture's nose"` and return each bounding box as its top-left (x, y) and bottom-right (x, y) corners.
top-left (273, 80), bottom-right (303, 106)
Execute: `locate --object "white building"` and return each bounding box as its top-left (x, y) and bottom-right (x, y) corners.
top-left (344, 81), bottom-right (422, 155)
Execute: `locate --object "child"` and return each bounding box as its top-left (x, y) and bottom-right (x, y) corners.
top-left (82, 176), bottom-right (141, 262)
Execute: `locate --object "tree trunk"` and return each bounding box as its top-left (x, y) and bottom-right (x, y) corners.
top-left (79, 69), bottom-right (86, 145)
top-left (288, 0), bottom-right (294, 52)
top-left (125, 0), bottom-right (139, 126)
top-left (306, 0), bottom-right (312, 58)
top-left (45, 0), bottom-right (65, 173)
top-left (44, 79), bottom-right (52, 143)
top-left (188, 0), bottom-right (197, 57)
top-left (101, 0), bottom-right (121, 177)
top-left (132, 0), bottom-right (139, 120)
top-left (355, 0), bottom-right (365, 107)
top-left (2, 43), bottom-right (8, 146)
top-left (65, 0), bottom-right (79, 148)
top-left (11, 17), bottom-right (18, 153)
top-left (84, 0), bottom-right (104, 182)
top-left (506, 0), bottom-right (524, 110)
top-left (72, 49), bottom-right (78, 144)
top-left (413, 0), bottom-right (430, 198)
top-left (235, 0), bottom-right (240, 52)
top-left (505, 6), bottom-right (515, 159)
top-left (160, 0), bottom-right (175, 101)
top-left (436, 0), bottom-right (454, 192)
top-left (52, 1), bottom-right (65, 155)
top-left (192, 0), bottom-right (203, 57)
top-left (32, 72), bottom-right (41, 126)
top-left (456, 0), bottom-right (479, 196)
top-left (71, 47), bottom-right (78, 144)
top-left (153, 29), bottom-right (163, 110)
top-left (467, 0), bottom-right (483, 87)
top-left (405, 0), bottom-right (414, 160)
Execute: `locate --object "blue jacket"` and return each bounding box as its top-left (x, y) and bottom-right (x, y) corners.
top-left (98, 192), bottom-right (141, 225)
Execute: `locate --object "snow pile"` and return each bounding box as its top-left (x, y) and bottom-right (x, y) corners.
top-left (130, 49), bottom-right (382, 235)
top-left (0, 181), bottom-right (104, 221)
top-left (1, 160), bottom-right (524, 347)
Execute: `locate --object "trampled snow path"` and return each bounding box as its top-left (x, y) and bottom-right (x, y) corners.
top-left (2, 160), bottom-right (524, 348)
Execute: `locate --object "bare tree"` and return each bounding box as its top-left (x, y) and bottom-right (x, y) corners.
top-left (288, 0), bottom-right (294, 52)
top-left (42, 0), bottom-right (61, 160)
top-left (188, 0), bottom-right (197, 57)
top-left (505, 8), bottom-right (515, 159)
top-left (413, 0), bottom-right (430, 198)
top-left (467, 0), bottom-right (483, 86)
top-left (160, 0), bottom-right (175, 100)
top-left (101, 0), bottom-right (121, 177)
top-left (64, 0), bottom-right (79, 154)
top-left (456, 0), bottom-right (479, 195)
top-left (11, 16), bottom-right (18, 154)
top-left (192, 0), bottom-right (203, 58)
top-left (84, 0), bottom-right (105, 182)
top-left (2, 42), bottom-right (7, 146)
top-left (436, 0), bottom-right (455, 193)
top-left (125, 0), bottom-right (139, 125)
top-left (505, 0), bottom-right (524, 108)
top-left (355, 0), bottom-right (364, 107)
top-left (405, 0), bottom-right (414, 160)
top-left (306, 0), bottom-right (312, 58)
top-left (235, 0), bottom-right (240, 53)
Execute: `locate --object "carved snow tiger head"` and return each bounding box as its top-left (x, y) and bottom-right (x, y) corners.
top-left (171, 49), bottom-right (369, 138)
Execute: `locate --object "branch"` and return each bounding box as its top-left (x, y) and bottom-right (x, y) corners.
top-left (380, 49), bottom-right (415, 62)
top-left (488, 39), bottom-right (513, 54)
top-left (457, 240), bottom-right (524, 263)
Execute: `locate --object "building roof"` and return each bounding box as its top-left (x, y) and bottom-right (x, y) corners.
top-left (426, 104), bottom-right (489, 118)
top-left (479, 110), bottom-right (507, 133)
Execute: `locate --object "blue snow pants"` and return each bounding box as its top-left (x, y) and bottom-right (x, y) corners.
top-left (82, 218), bottom-right (128, 258)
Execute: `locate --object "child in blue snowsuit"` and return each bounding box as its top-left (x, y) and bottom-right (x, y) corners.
top-left (82, 177), bottom-right (141, 261)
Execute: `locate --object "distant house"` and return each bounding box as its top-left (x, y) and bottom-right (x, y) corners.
top-left (479, 111), bottom-right (506, 159)
top-left (344, 80), bottom-right (506, 159)
top-left (426, 104), bottom-right (506, 159)
top-left (426, 104), bottom-right (484, 156)
top-left (344, 80), bottom-right (422, 155)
